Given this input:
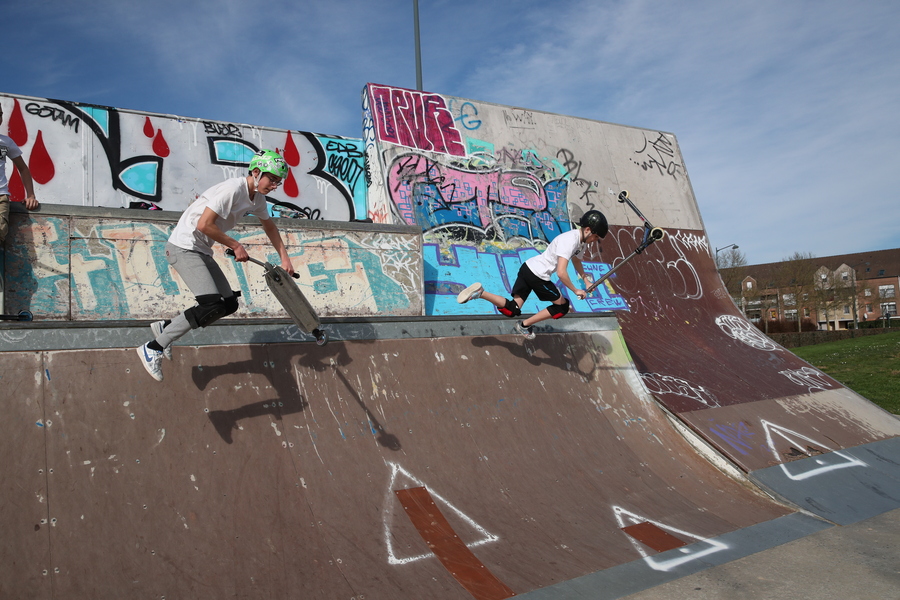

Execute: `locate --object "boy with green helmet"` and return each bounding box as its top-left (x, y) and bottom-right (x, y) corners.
top-left (136, 149), bottom-right (294, 381)
top-left (249, 149), bottom-right (288, 181)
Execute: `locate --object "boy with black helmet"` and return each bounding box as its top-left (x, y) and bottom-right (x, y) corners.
top-left (136, 150), bottom-right (294, 381)
top-left (457, 210), bottom-right (607, 339)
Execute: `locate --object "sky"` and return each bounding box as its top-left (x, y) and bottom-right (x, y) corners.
top-left (6, 0), bottom-right (900, 265)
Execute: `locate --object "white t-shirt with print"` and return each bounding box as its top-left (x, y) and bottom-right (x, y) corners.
top-left (168, 177), bottom-right (270, 255)
top-left (0, 135), bottom-right (23, 195)
top-left (524, 228), bottom-right (586, 280)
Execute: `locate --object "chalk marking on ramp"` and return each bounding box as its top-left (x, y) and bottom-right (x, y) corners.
top-left (383, 461), bottom-right (498, 565)
top-left (761, 420), bottom-right (867, 480)
top-left (613, 506), bottom-right (729, 572)
top-left (777, 367), bottom-right (835, 393)
top-left (715, 315), bottom-right (779, 351)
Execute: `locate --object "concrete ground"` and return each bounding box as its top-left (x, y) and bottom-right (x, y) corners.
top-left (621, 507), bottom-right (900, 600)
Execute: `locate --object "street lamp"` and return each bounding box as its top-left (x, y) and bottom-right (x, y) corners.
top-left (413, 0), bottom-right (423, 90)
top-left (715, 244), bottom-right (739, 266)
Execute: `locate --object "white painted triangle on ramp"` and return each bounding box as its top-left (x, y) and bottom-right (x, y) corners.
top-left (761, 420), bottom-right (867, 481)
top-left (382, 461), bottom-right (499, 565)
top-left (613, 506), bottom-right (729, 572)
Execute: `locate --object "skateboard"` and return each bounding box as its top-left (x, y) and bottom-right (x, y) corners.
top-left (585, 190), bottom-right (666, 294)
top-left (227, 250), bottom-right (328, 345)
top-left (0, 310), bottom-right (33, 322)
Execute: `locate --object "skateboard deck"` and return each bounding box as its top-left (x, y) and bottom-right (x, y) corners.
top-left (229, 250), bottom-right (328, 345)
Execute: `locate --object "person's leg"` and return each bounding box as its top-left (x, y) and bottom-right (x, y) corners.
top-left (516, 269), bottom-right (569, 333)
top-left (0, 194), bottom-right (9, 245)
top-left (457, 282), bottom-right (526, 316)
top-left (522, 296), bottom-right (569, 327)
top-left (154, 243), bottom-right (235, 348)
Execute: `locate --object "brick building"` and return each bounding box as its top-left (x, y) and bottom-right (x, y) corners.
top-left (720, 249), bottom-right (900, 330)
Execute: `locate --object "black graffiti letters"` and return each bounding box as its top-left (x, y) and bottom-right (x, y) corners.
top-left (25, 102), bottom-right (80, 132)
top-left (556, 148), bottom-right (598, 204)
top-left (325, 141), bottom-right (365, 194)
top-left (632, 132), bottom-right (684, 179)
top-left (203, 122), bottom-right (242, 137)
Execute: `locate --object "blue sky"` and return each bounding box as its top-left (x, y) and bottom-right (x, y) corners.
top-left (7, 0), bottom-right (900, 264)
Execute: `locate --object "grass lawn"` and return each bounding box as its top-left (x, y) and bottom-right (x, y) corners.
top-left (791, 331), bottom-right (900, 415)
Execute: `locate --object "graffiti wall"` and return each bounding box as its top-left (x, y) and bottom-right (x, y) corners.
top-left (0, 92), bottom-right (366, 221)
top-left (4, 206), bottom-right (421, 321)
top-left (363, 83), bottom-right (703, 317)
top-left (360, 82), bottom-right (900, 481)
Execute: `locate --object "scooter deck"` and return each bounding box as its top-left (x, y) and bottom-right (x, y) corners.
top-left (262, 264), bottom-right (321, 333)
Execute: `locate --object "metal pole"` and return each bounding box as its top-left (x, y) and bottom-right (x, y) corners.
top-left (413, 0), bottom-right (423, 90)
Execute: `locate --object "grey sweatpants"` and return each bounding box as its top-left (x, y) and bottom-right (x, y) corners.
top-left (153, 242), bottom-right (237, 348)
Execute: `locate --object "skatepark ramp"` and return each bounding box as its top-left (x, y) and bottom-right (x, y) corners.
top-left (3, 85), bottom-right (900, 598)
top-left (4, 318), bottom-right (809, 599)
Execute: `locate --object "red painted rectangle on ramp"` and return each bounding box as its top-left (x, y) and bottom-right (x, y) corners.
top-left (396, 486), bottom-right (515, 600)
top-left (622, 522), bottom-right (688, 553)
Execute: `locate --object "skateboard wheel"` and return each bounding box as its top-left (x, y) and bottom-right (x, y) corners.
top-left (18, 310), bottom-right (34, 322)
top-left (650, 227), bottom-right (665, 241)
top-left (314, 329), bottom-right (328, 346)
top-left (618, 190), bottom-right (629, 202)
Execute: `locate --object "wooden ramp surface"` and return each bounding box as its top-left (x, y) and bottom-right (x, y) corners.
top-left (1, 330), bottom-right (790, 599)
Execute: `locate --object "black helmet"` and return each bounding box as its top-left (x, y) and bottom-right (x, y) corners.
top-left (579, 210), bottom-right (608, 238)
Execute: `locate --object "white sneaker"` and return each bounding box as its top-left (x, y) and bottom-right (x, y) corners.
top-left (150, 321), bottom-right (172, 360)
top-left (457, 282), bottom-right (484, 304)
top-left (515, 320), bottom-right (536, 340)
top-left (137, 343), bottom-right (164, 381)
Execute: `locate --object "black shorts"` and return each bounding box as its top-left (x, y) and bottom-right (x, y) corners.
top-left (511, 263), bottom-right (561, 303)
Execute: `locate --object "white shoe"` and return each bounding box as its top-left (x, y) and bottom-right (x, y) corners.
top-left (150, 321), bottom-right (172, 360)
top-left (137, 343), bottom-right (164, 381)
top-left (515, 320), bottom-right (536, 340)
top-left (457, 282), bottom-right (484, 304)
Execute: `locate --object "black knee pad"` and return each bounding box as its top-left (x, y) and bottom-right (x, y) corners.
top-left (548, 298), bottom-right (570, 319)
top-left (185, 294), bottom-right (228, 329)
top-left (223, 291), bottom-right (242, 316)
top-left (499, 299), bottom-right (522, 318)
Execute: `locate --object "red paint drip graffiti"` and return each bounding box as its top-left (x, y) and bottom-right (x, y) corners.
top-left (9, 98), bottom-right (28, 146)
top-left (29, 131), bottom-right (55, 184)
top-left (8, 164), bottom-right (24, 201)
top-left (283, 131), bottom-right (300, 166)
top-left (283, 168), bottom-right (298, 198)
top-left (153, 129), bottom-right (170, 157)
top-left (143, 116), bottom-right (155, 138)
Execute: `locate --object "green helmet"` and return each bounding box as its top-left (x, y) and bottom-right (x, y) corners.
top-left (249, 149), bottom-right (288, 178)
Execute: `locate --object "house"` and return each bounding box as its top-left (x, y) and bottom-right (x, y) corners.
top-left (721, 249), bottom-right (900, 330)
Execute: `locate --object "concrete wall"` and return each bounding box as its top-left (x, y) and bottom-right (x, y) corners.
top-left (2, 204), bottom-right (421, 321)
top-left (363, 83), bottom-right (704, 317)
top-left (1, 93), bottom-right (366, 221)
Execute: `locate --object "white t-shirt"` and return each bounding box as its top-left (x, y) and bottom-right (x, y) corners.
top-left (168, 177), bottom-right (270, 255)
top-left (524, 228), bottom-right (586, 280)
top-left (0, 134), bottom-right (23, 195)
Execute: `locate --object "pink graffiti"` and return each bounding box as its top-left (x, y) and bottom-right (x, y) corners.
top-left (369, 85), bottom-right (465, 156)
top-left (388, 154), bottom-right (546, 228)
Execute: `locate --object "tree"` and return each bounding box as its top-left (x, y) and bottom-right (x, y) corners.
top-left (777, 252), bottom-right (818, 332)
top-left (716, 246), bottom-right (748, 308)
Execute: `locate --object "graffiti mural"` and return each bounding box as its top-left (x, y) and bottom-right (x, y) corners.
top-left (388, 153), bottom-right (569, 243)
top-left (4, 210), bottom-right (421, 321)
top-left (1, 93), bottom-right (366, 221)
top-left (364, 83), bottom-right (662, 316)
